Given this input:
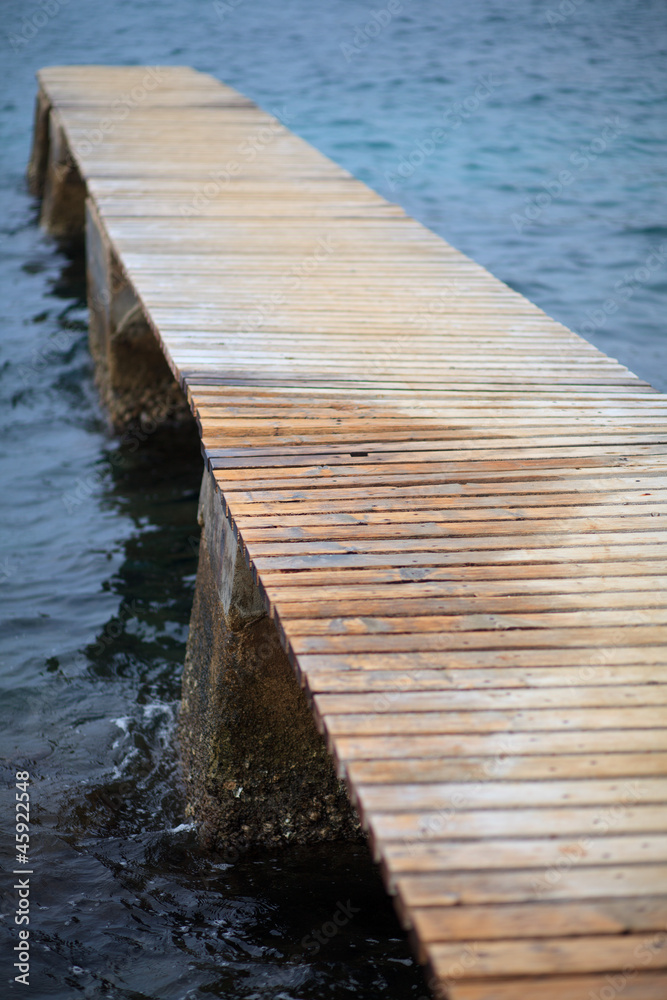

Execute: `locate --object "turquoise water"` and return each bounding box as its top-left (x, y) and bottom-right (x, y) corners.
top-left (1, 0), bottom-right (665, 997)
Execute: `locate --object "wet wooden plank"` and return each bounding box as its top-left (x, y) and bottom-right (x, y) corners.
top-left (316, 685), bottom-right (667, 712)
top-left (397, 868), bottom-right (667, 907)
top-left (382, 837), bottom-right (667, 875)
top-left (347, 753), bottom-right (667, 785)
top-left (428, 934), bottom-right (667, 977)
top-left (357, 776), bottom-right (667, 811)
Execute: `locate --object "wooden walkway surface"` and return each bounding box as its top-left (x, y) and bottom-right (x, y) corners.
top-left (33, 66), bottom-right (667, 999)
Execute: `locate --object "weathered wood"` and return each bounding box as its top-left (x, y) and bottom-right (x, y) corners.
top-left (33, 65), bottom-right (667, 1000)
top-left (410, 897), bottom-right (667, 940)
top-left (349, 753), bottom-right (667, 784)
top-left (383, 836), bottom-right (667, 875)
top-left (428, 934), bottom-right (667, 977)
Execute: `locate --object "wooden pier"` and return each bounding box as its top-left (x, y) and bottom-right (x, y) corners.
top-left (31, 66), bottom-right (667, 999)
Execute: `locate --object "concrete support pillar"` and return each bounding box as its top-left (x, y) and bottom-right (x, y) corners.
top-left (84, 198), bottom-right (192, 432)
top-left (39, 107), bottom-right (87, 240)
top-left (179, 470), bottom-right (361, 852)
top-left (32, 101), bottom-right (189, 434)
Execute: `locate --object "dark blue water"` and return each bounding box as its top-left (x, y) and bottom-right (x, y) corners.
top-left (1, 1), bottom-right (665, 996)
